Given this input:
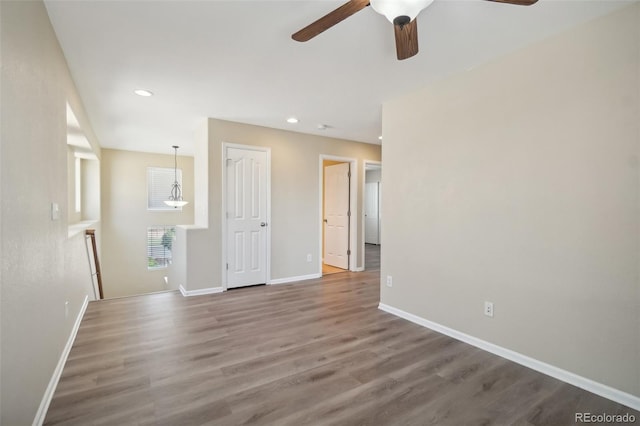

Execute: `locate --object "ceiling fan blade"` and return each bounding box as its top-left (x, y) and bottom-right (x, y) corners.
top-left (292, 0), bottom-right (370, 42)
top-left (484, 0), bottom-right (538, 5)
top-left (394, 19), bottom-right (419, 60)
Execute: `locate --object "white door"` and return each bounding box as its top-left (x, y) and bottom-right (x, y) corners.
top-left (365, 182), bottom-right (379, 245)
top-left (226, 147), bottom-right (268, 288)
top-left (324, 162), bottom-right (350, 269)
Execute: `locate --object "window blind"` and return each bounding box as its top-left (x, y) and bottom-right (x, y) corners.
top-left (147, 167), bottom-right (183, 210)
top-left (147, 226), bottom-right (176, 269)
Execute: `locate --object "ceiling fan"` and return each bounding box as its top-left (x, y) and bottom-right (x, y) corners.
top-left (292, 0), bottom-right (538, 61)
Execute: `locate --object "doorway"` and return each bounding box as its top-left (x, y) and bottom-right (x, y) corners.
top-left (364, 161), bottom-right (381, 271)
top-left (223, 143), bottom-right (271, 289)
top-left (365, 182), bottom-right (380, 245)
top-left (320, 156), bottom-right (357, 276)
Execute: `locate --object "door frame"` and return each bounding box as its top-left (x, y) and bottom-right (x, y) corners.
top-left (363, 160), bottom-right (382, 269)
top-left (319, 155), bottom-right (358, 273)
top-left (221, 142), bottom-right (272, 290)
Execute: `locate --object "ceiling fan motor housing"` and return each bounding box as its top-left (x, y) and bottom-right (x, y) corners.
top-left (393, 15), bottom-right (412, 26)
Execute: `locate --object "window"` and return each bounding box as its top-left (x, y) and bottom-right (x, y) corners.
top-left (75, 156), bottom-right (81, 213)
top-left (147, 167), bottom-right (182, 211)
top-left (147, 226), bottom-right (175, 269)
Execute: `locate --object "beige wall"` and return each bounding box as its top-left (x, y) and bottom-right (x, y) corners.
top-left (0, 1), bottom-right (102, 423)
top-left (101, 149), bottom-right (194, 298)
top-left (381, 3), bottom-right (640, 398)
top-left (174, 119), bottom-right (381, 291)
top-left (194, 120), bottom-right (209, 227)
top-left (82, 158), bottom-right (101, 221)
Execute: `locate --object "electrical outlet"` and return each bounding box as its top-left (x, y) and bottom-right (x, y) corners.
top-left (386, 275), bottom-right (393, 288)
top-left (484, 301), bottom-right (494, 318)
top-left (306, 254), bottom-right (312, 262)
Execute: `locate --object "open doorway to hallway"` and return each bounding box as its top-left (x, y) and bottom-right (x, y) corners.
top-left (321, 156), bottom-right (356, 276)
top-left (364, 161), bottom-right (381, 271)
top-left (322, 159), bottom-right (350, 275)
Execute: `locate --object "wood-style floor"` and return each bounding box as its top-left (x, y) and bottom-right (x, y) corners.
top-left (45, 245), bottom-right (637, 425)
top-left (321, 263), bottom-right (347, 276)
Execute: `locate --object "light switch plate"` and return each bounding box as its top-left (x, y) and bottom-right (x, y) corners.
top-left (51, 203), bottom-right (60, 221)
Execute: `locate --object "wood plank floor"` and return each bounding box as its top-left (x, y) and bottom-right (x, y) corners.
top-left (45, 245), bottom-right (638, 425)
top-left (321, 263), bottom-right (347, 275)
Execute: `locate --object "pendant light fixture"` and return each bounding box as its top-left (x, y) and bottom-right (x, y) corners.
top-left (164, 145), bottom-right (188, 208)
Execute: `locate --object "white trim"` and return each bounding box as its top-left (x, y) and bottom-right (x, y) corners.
top-left (97, 289), bottom-right (174, 301)
top-left (352, 266), bottom-right (365, 272)
top-left (378, 303), bottom-right (640, 412)
top-left (179, 285), bottom-right (224, 297)
top-left (269, 273), bottom-right (322, 285)
top-left (33, 295), bottom-right (89, 426)
top-left (221, 142), bottom-right (272, 291)
top-left (319, 155), bottom-right (359, 273)
top-left (68, 219), bottom-right (98, 238)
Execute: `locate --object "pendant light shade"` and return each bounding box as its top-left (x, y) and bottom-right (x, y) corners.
top-left (164, 145), bottom-right (188, 208)
top-left (370, 0), bottom-right (434, 23)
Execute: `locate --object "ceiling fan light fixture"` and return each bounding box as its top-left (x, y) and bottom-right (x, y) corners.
top-left (370, 0), bottom-right (434, 23)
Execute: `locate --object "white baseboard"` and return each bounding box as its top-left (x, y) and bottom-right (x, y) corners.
top-left (179, 285), bottom-right (224, 297)
top-left (352, 266), bottom-right (365, 272)
top-left (378, 303), bottom-right (640, 412)
top-left (269, 273), bottom-right (322, 285)
top-left (33, 295), bottom-right (89, 426)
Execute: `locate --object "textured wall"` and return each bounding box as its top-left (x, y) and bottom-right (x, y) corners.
top-left (0, 1), bottom-right (102, 423)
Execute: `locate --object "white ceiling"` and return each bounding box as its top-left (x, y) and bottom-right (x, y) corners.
top-left (44, 0), bottom-right (632, 156)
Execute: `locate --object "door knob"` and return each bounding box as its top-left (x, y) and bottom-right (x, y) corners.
top-left (323, 219), bottom-right (328, 223)
top-left (260, 222), bottom-right (267, 227)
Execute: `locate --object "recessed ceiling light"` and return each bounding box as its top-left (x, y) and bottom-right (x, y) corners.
top-left (287, 117), bottom-right (299, 124)
top-left (134, 89), bottom-right (153, 97)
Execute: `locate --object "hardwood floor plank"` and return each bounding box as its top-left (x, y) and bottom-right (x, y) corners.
top-left (44, 245), bottom-right (640, 425)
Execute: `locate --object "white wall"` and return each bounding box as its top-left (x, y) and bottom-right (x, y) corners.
top-left (365, 168), bottom-right (382, 245)
top-left (0, 1), bottom-right (102, 423)
top-left (381, 3), bottom-right (640, 399)
top-left (101, 149), bottom-right (194, 298)
top-left (173, 119), bottom-right (381, 291)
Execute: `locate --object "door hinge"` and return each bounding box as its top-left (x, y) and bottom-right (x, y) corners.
top-left (347, 211), bottom-right (351, 217)
top-left (348, 171), bottom-right (351, 178)
top-left (347, 249), bottom-right (351, 256)
top-left (226, 263), bottom-right (229, 270)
